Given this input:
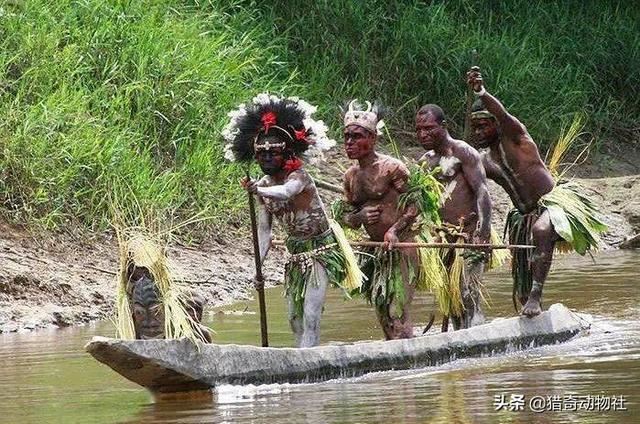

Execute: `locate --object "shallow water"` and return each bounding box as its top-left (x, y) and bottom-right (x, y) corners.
top-left (0, 250), bottom-right (638, 423)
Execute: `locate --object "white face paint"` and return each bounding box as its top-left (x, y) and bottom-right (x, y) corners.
top-left (439, 156), bottom-right (461, 177)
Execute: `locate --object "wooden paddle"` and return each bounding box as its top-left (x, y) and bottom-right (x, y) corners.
top-left (272, 239), bottom-right (535, 250)
top-left (245, 168), bottom-right (269, 347)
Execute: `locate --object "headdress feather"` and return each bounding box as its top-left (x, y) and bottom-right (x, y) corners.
top-left (222, 94), bottom-right (335, 165)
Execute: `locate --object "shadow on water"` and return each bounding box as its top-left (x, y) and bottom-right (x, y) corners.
top-left (0, 251), bottom-right (638, 423)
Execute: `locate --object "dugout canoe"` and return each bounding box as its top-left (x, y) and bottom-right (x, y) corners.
top-left (86, 303), bottom-right (589, 394)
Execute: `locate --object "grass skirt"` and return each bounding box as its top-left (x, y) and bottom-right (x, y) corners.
top-left (505, 181), bottom-right (607, 306)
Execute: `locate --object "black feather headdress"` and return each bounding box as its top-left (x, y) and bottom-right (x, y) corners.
top-left (223, 94), bottom-right (335, 164)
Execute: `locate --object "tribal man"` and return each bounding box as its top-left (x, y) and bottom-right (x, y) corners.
top-left (416, 104), bottom-right (492, 329)
top-left (224, 94), bottom-right (362, 347)
top-left (339, 100), bottom-right (422, 340)
top-left (467, 67), bottom-right (606, 317)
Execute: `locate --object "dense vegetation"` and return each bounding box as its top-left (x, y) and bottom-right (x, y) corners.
top-left (0, 0), bottom-right (637, 234)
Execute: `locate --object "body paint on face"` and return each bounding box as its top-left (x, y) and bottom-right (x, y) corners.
top-left (344, 125), bottom-right (376, 160)
top-left (255, 136), bottom-right (287, 175)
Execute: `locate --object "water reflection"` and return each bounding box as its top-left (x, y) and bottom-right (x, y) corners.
top-left (0, 251), bottom-right (638, 423)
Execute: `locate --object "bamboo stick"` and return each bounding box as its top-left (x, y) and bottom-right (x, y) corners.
top-left (313, 178), bottom-right (343, 194)
top-left (272, 240), bottom-right (534, 250)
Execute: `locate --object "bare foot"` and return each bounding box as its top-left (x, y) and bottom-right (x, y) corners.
top-left (522, 298), bottom-right (542, 317)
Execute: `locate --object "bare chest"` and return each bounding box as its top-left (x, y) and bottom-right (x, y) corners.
top-left (348, 170), bottom-right (391, 205)
top-left (424, 153), bottom-right (462, 183)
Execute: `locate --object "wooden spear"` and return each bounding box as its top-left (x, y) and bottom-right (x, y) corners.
top-left (463, 49), bottom-right (479, 143)
top-left (271, 239), bottom-right (535, 250)
top-left (245, 168), bottom-right (269, 347)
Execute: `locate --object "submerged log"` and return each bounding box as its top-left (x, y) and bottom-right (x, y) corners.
top-left (86, 303), bottom-right (589, 394)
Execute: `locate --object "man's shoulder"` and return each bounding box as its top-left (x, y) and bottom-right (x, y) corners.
top-left (377, 153), bottom-right (408, 172)
top-left (501, 130), bottom-right (542, 156)
top-left (419, 150), bottom-right (438, 164)
top-left (451, 138), bottom-right (481, 162)
top-left (288, 168), bottom-right (313, 184)
top-left (344, 163), bottom-right (359, 178)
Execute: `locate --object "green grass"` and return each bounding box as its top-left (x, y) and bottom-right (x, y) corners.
top-left (264, 0), bottom-right (640, 143)
top-left (0, 0), bottom-right (296, 233)
top-left (0, 0), bottom-right (638, 235)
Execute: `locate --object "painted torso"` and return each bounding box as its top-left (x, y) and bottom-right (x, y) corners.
top-left (260, 169), bottom-right (329, 239)
top-left (344, 154), bottom-right (413, 241)
top-left (420, 146), bottom-right (479, 238)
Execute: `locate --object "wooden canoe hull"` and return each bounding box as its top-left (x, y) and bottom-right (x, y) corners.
top-left (86, 303), bottom-right (588, 393)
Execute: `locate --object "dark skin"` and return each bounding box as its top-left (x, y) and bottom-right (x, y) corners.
top-left (467, 67), bottom-right (560, 317)
top-left (241, 135), bottom-right (333, 347)
top-left (416, 110), bottom-right (492, 329)
top-left (416, 112), bottom-right (491, 244)
top-left (342, 124), bottom-right (419, 340)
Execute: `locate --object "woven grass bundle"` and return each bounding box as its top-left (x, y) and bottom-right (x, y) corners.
top-left (114, 227), bottom-right (209, 344)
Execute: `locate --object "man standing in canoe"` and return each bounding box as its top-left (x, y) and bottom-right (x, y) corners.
top-left (223, 94), bottom-right (363, 347)
top-left (467, 67), bottom-right (607, 316)
top-left (337, 100), bottom-right (441, 340)
top-left (415, 103), bottom-right (493, 329)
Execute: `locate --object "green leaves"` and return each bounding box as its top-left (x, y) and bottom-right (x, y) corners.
top-left (398, 165), bottom-right (444, 226)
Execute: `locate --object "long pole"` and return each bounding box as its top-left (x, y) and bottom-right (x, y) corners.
top-left (272, 239), bottom-right (534, 250)
top-left (245, 168), bottom-right (269, 347)
top-left (463, 49), bottom-right (479, 143)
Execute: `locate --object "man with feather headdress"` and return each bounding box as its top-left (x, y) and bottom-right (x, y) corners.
top-left (223, 94), bottom-right (363, 348)
top-left (467, 67), bottom-right (607, 317)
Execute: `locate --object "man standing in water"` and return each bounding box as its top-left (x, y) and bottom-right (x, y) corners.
top-left (340, 100), bottom-right (421, 340)
top-left (223, 94), bottom-right (362, 347)
top-left (416, 104), bottom-right (492, 329)
top-left (467, 67), bottom-right (606, 316)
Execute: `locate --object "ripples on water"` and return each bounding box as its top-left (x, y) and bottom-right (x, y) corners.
top-left (0, 251), bottom-right (638, 423)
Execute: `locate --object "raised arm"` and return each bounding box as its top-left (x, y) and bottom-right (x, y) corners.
top-left (467, 67), bottom-right (526, 139)
top-left (459, 145), bottom-right (492, 243)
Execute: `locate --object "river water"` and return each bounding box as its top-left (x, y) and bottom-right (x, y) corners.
top-left (0, 251), bottom-right (638, 423)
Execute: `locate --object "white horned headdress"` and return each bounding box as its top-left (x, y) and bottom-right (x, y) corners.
top-left (222, 93), bottom-right (336, 166)
top-left (343, 99), bottom-right (386, 136)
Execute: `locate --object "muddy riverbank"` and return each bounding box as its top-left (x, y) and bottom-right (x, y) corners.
top-left (1, 169), bottom-right (639, 334)
top-left (0, 222), bottom-right (286, 334)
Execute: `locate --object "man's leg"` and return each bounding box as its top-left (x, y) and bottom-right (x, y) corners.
top-left (461, 258), bottom-right (485, 328)
top-left (523, 210), bottom-right (559, 317)
top-left (383, 251), bottom-right (416, 339)
top-left (287, 295), bottom-right (304, 347)
top-left (299, 261), bottom-right (328, 347)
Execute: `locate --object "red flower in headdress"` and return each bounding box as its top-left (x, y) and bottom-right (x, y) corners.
top-left (283, 157), bottom-right (303, 173)
top-left (293, 127), bottom-right (308, 142)
top-left (261, 111), bottom-right (277, 132)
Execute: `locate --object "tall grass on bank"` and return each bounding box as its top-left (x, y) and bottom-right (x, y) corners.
top-left (0, 0), bottom-right (638, 235)
top-left (0, 0), bottom-right (296, 232)
top-left (265, 0), bottom-right (640, 144)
